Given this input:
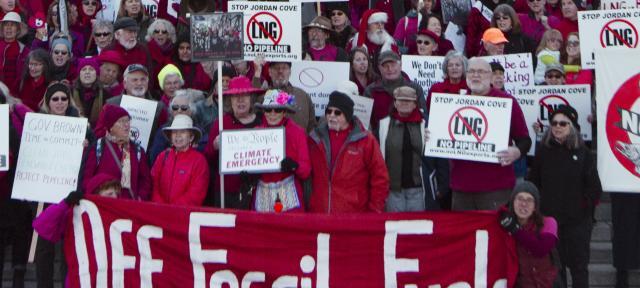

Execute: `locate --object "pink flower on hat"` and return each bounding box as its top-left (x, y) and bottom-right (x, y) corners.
top-left (276, 91), bottom-right (294, 105)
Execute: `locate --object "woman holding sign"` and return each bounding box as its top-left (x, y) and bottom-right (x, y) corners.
top-left (253, 90), bottom-right (311, 213)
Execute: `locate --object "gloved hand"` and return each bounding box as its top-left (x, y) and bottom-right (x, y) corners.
top-left (280, 157), bottom-right (299, 172)
top-left (64, 190), bottom-right (84, 206)
top-left (499, 210), bottom-right (521, 234)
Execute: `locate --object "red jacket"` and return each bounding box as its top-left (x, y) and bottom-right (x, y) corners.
top-left (0, 40), bottom-right (29, 90)
top-left (105, 41), bottom-right (151, 70)
top-left (307, 120), bottom-right (389, 213)
top-left (465, 7), bottom-right (491, 57)
top-left (556, 18), bottom-right (579, 40)
top-left (151, 147), bottom-right (209, 206)
top-left (173, 61), bottom-right (212, 92)
top-left (14, 76), bottom-right (47, 111)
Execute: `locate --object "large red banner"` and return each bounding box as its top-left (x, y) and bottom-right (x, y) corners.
top-left (64, 196), bottom-right (518, 288)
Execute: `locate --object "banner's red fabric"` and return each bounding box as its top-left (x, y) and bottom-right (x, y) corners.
top-left (64, 195), bottom-right (518, 288)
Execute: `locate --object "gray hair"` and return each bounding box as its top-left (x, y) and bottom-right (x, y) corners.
top-left (145, 18), bottom-right (177, 44)
top-left (442, 50), bottom-right (468, 79)
top-left (92, 19), bottom-right (114, 34)
top-left (541, 123), bottom-right (583, 150)
top-left (171, 89), bottom-right (202, 112)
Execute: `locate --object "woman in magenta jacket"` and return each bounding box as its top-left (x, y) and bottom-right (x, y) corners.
top-left (151, 114), bottom-right (209, 207)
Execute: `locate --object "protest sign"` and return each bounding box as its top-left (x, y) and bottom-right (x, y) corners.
top-left (96, 0), bottom-right (118, 21)
top-left (425, 93), bottom-right (513, 163)
top-left (441, 0), bottom-right (473, 25)
top-left (402, 55), bottom-right (445, 96)
top-left (289, 61), bottom-right (350, 116)
top-left (229, 1), bottom-right (302, 61)
top-left (120, 96), bottom-right (158, 150)
top-left (351, 94), bottom-right (374, 129)
top-left (11, 113), bottom-right (87, 203)
top-left (578, 9), bottom-right (640, 68)
top-left (220, 127), bottom-right (286, 174)
top-left (601, 0), bottom-right (640, 11)
top-left (515, 85), bottom-right (593, 155)
top-left (191, 13), bottom-right (244, 61)
top-left (65, 195), bottom-right (518, 287)
top-left (479, 53), bottom-right (534, 96)
top-left (595, 49), bottom-right (640, 193)
top-left (444, 23), bottom-right (466, 52)
top-left (0, 104), bottom-right (8, 171)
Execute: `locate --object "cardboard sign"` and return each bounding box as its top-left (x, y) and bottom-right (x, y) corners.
top-left (120, 96), bottom-right (158, 150)
top-left (289, 61), bottom-right (350, 116)
top-left (219, 127), bottom-right (286, 174)
top-left (601, 0), bottom-right (640, 11)
top-left (229, 1), bottom-right (302, 61)
top-left (479, 53), bottom-right (534, 96)
top-left (191, 13), bottom-right (244, 62)
top-left (11, 113), bottom-right (87, 203)
top-left (351, 94), bottom-right (374, 130)
top-left (578, 9), bottom-right (640, 69)
top-left (0, 105), bottom-right (8, 171)
top-left (515, 85), bottom-right (593, 156)
top-left (402, 55), bottom-right (445, 97)
top-left (595, 49), bottom-right (640, 193)
top-left (424, 93), bottom-right (513, 163)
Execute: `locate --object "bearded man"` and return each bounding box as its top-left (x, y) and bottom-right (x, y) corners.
top-left (346, 9), bottom-right (399, 67)
top-left (106, 17), bottom-right (152, 70)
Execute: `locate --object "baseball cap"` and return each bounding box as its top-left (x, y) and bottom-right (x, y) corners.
top-left (125, 64), bottom-right (148, 75)
top-left (378, 51), bottom-right (400, 65)
top-left (482, 28), bottom-right (509, 45)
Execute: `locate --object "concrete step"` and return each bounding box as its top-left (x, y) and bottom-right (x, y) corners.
top-left (594, 202), bottom-right (612, 222)
top-left (591, 242), bottom-right (613, 264)
top-left (588, 264), bottom-right (640, 287)
top-left (592, 221), bottom-right (612, 242)
top-left (2, 281), bottom-right (39, 288)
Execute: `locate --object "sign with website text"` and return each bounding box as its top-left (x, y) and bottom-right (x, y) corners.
top-left (289, 61), bottom-right (350, 116)
top-left (578, 9), bottom-right (640, 68)
top-left (64, 195), bottom-right (518, 287)
top-left (219, 127), bottom-right (285, 174)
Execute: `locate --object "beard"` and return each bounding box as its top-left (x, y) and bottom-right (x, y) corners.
top-left (128, 86), bottom-right (147, 97)
top-left (367, 29), bottom-right (389, 45)
top-left (272, 78), bottom-right (289, 88)
top-left (119, 38), bottom-right (137, 50)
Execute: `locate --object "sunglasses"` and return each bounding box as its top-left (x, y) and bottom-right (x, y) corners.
top-left (83, 1), bottom-right (98, 6)
top-left (416, 39), bottom-right (432, 45)
top-left (325, 108), bottom-right (343, 116)
top-left (567, 40), bottom-right (580, 47)
top-left (264, 108), bottom-right (285, 113)
top-left (94, 32), bottom-right (111, 37)
top-left (545, 73), bottom-right (563, 79)
top-left (51, 96), bottom-right (68, 102)
top-left (154, 30), bottom-right (168, 35)
top-left (53, 50), bottom-right (68, 55)
top-left (331, 11), bottom-right (344, 16)
top-left (551, 120), bottom-right (570, 127)
top-left (171, 105), bottom-right (189, 112)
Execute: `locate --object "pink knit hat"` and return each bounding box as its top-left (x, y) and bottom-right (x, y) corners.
top-left (77, 56), bottom-right (101, 76)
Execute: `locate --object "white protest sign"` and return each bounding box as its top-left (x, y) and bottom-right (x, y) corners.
top-left (120, 96), bottom-right (158, 150)
top-left (12, 114), bottom-right (87, 203)
top-left (220, 127), bottom-right (286, 174)
top-left (595, 49), bottom-right (640, 193)
top-left (424, 93), bottom-right (513, 163)
top-left (0, 104), bottom-right (8, 171)
top-left (229, 1), bottom-right (302, 61)
top-left (479, 53), bottom-right (534, 96)
top-left (444, 23), bottom-right (466, 52)
top-left (141, 0), bottom-right (159, 18)
top-left (96, 0), bottom-right (119, 21)
top-left (289, 61), bottom-right (350, 116)
top-left (402, 55), bottom-right (445, 97)
top-left (351, 95), bottom-right (374, 130)
top-left (578, 9), bottom-right (640, 69)
top-left (601, 0), bottom-right (640, 11)
top-left (515, 85), bottom-right (593, 156)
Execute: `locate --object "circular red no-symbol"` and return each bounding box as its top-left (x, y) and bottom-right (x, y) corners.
top-left (246, 12), bottom-right (283, 45)
top-left (448, 106), bottom-right (489, 143)
top-left (599, 19), bottom-right (638, 48)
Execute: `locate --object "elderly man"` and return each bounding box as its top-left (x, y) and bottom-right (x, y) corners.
top-left (107, 64), bottom-right (168, 148)
top-left (0, 12), bottom-right (28, 89)
top-left (443, 58), bottom-right (531, 211)
top-left (304, 16), bottom-right (348, 62)
top-left (97, 50), bottom-right (126, 97)
top-left (346, 9), bottom-right (399, 65)
top-left (106, 17), bottom-right (152, 69)
top-left (480, 28), bottom-right (508, 56)
top-left (308, 91), bottom-right (389, 213)
top-left (364, 51), bottom-right (426, 130)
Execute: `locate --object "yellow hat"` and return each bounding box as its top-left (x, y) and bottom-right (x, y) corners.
top-left (157, 64), bottom-right (183, 90)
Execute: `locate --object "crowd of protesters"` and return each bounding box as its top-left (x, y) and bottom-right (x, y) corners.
top-left (0, 0), bottom-right (638, 287)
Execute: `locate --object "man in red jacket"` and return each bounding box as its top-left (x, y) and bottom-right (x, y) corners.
top-left (308, 91), bottom-right (389, 213)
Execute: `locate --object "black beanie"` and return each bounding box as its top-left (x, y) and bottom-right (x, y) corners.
top-left (44, 83), bottom-right (71, 104)
top-left (327, 91), bottom-right (354, 122)
top-left (550, 104), bottom-right (580, 131)
top-left (323, 2), bottom-right (349, 18)
top-left (510, 181), bottom-right (540, 210)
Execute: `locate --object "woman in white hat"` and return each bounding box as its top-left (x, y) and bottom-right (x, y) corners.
top-left (252, 89), bottom-right (311, 213)
top-left (0, 11), bottom-right (29, 88)
top-left (151, 114), bottom-right (209, 207)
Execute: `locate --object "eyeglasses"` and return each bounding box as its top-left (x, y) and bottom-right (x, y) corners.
top-left (331, 11), bottom-right (344, 16)
top-left (50, 96), bottom-right (68, 102)
top-left (467, 69), bottom-right (490, 75)
top-left (94, 32), bottom-right (111, 38)
top-left (171, 105), bottom-right (189, 111)
top-left (567, 40), bottom-right (580, 47)
top-left (551, 120), bottom-right (571, 127)
top-left (528, 0), bottom-right (543, 2)
top-left (83, 1), bottom-right (98, 6)
top-left (416, 39), bottom-right (432, 45)
top-left (325, 108), bottom-right (343, 116)
top-left (515, 196), bottom-right (535, 204)
top-left (264, 108), bottom-right (285, 113)
top-left (545, 73), bottom-right (563, 79)
top-left (53, 50), bottom-right (68, 56)
top-left (494, 16), bottom-right (510, 20)
top-left (154, 30), bottom-right (168, 35)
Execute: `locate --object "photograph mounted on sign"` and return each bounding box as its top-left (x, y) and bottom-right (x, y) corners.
top-left (601, 0), bottom-right (640, 10)
top-left (402, 55), bottom-right (445, 98)
top-left (190, 12), bottom-right (244, 62)
top-left (424, 93), bottom-right (513, 163)
top-left (595, 49), bottom-right (640, 193)
top-left (479, 53), bottom-right (534, 96)
top-left (229, 1), bottom-right (302, 61)
top-left (219, 127), bottom-right (286, 174)
top-left (578, 9), bottom-right (640, 69)
top-left (0, 104), bottom-right (8, 171)
top-left (441, 0), bottom-right (472, 25)
top-left (289, 61), bottom-right (350, 116)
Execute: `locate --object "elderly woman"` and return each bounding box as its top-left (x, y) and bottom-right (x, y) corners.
top-left (413, 29), bottom-right (439, 56)
top-left (349, 46), bottom-right (379, 95)
top-left (427, 51), bottom-right (469, 111)
top-left (151, 114), bottom-right (209, 207)
top-left (83, 104), bottom-right (152, 201)
top-left (86, 19), bottom-right (114, 55)
top-left (418, 15), bottom-right (454, 56)
top-left (49, 36), bottom-right (76, 82)
top-left (71, 56), bottom-right (109, 126)
top-left (528, 105), bottom-right (602, 288)
top-left (204, 76), bottom-right (264, 208)
top-left (14, 49), bottom-right (51, 110)
top-left (116, 0), bottom-right (151, 42)
top-left (491, 4), bottom-right (537, 55)
top-left (253, 89), bottom-right (311, 212)
top-left (149, 88), bottom-right (204, 163)
top-left (146, 18), bottom-right (176, 91)
top-left (157, 64), bottom-right (184, 107)
top-left (0, 12), bottom-right (29, 90)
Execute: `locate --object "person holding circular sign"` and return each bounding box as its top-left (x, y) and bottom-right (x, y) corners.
top-left (252, 90), bottom-right (311, 213)
top-left (528, 105), bottom-right (601, 288)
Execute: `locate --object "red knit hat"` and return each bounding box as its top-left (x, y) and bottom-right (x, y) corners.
top-left (86, 173), bottom-right (119, 195)
top-left (94, 104), bottom-right (130, 138)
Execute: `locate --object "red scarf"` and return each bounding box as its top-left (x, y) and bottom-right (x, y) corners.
top-left (391, 109), bottom-right (422, 123)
